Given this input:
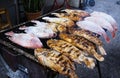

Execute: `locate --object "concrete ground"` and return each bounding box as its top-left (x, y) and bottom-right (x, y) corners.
top-left (0, 0), bottom-right (120, 78)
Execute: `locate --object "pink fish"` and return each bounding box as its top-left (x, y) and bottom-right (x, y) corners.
top-left (76, 20), bottom-right (110, 43)
top-left (5, 31), bottom-right (43, 49)
top-left (19, 26), bottom-right (56, 38)
top-left (85, 16), bottom-right (115, 38)
top-left (91, 11), bottom-right (118, 33)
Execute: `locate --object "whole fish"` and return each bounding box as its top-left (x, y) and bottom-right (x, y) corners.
top-left (85, 16), bottom-right (115, 38)
top-left (34, 48), bottom-right (78, 78)
top-left (62, 9), bottom-right (90, 17)
top-left (91, 11), bottom-right (118, 33)
top-left (59, 33), bottom-right (104, 61)
top-left (51, 13), bottom-right (82, 21)
top-left (31, 20), bottom-right (67, 33)
top-left (76, 20), bottom-right (110, 43)
top-left (68, 28), bottom-right (106, 55)
top-left (19, 26), bottom-right (56, 38)
top-left (47, 39), bottom-right (95, 69)
top-left (5, 31), bottom-right (43, 49)
top-left (42, 17), bottom-right (75, 27)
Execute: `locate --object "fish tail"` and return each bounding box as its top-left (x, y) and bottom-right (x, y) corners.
top-left (93, 52), bottom-right (104, 61)
top-left (102, 32), bottom-right (110, 43)
top-left (83, 57), bottom-right (95, 69)
top-left (98, 46), bottom-right (107, 55)
top-left (68, 71), bottom-right (78, 78)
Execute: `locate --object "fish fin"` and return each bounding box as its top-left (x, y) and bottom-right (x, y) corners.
top-left (98, 46), bottom-right (107, 55)
top-left (82, 57), bottom-right (95, 69)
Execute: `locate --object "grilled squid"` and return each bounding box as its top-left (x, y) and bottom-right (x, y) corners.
top-left (47, 39), bottom-right (95, 69)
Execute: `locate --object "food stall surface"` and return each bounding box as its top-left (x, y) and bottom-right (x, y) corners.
top-left (0, 0), bottom-right (120, 78)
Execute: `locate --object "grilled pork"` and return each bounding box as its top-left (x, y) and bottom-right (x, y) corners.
top-left (42, 17), bottom-right (75, 27)
top-left (51, 13), bottom-right (82, 21)
top-left (68, 28), bottom-right (106, 55)
top-left (91, 11), bottom-right (118, 32)
top-left (85, 16), bottom-right (115, 38)
top-left (62, 9), bottom-right (90, 17)
top-left (59, 33), bottom-right (104, 61)
top-left (47, 39), bottom-right (95, 69)
top-left (76, 20), bottom-right (110, 43)
top-left (5, 31), bottom-right (43, 49)
top-left (34, 48), bottom-right (78, 78)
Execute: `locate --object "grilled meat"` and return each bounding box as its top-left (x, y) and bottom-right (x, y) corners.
top-left (68, 28), bottom-right (106, 55)
top-left (51, 13), bottom-right (82, 21)
top-left (34, 48), bottom-right (78, 78)
top-left (91, 11), bottom-right (118, 32)
top-left (47, 39), bottom-right (95, 69)
top-left (42, 17), bottom-right (75, 27)
top-left (85, 16), bottom-right (115, 38)
top-left (5, 31), bottom-right (43, 49)
top-left (76, 20), bottom-right (110, 43)
top-left (59, 33), bottom-right (104, 61)
top-left (62, 9), bottom-right (90, 18)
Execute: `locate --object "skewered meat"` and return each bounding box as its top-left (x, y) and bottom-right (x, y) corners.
top-left (47, 39), bottom-right (95, 69)
top-left (42, 17), bottom-right (75, 27)
top-left (19, 26), bottom-right (56, 38)
top-left (76, 20), bottom-right (110, 43)
top-left (5, 31), bottom-right (43, 49)
top-left (68, 28), bottom-right (106, 55)
top-left (62, 9), bottom-right (90, 17)
top-left (91, 11), bottom-right (118, 32)
top-left (31, 20), bottom-right (67, 33)
top-left (85, 16), bottom-right (115, 38)
top-left (59, 33), bottom-right (104, 61)
top-left (51, 13), bottom-right (82, 21)
top-left (34, 48), bottom-right (78, 78)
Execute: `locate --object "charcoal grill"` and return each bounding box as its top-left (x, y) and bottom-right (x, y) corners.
top-left (0, 8), bottom-right (102, 78)
top-left (0, 8), bottom-right (66, 78)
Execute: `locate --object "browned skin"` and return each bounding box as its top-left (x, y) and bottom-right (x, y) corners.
top-left (34, 48), bottom-right (78, 78)
top-left (68, 28), bottom-right (103, 46)
top-left (48, 23), bottom-right (67, 33)
top-left (59, 33), bottom-right (104, 61)
top-left (63, 9), bottom-right (90, 18)
top-left (52, 13), bottom-right (83, 21)
top-left (47, 39), bottom-right (95, 69)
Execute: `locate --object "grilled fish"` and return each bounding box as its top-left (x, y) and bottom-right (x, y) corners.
top-left (31, 20), bottom-right (67, 33)
top-left (42, 17), bottom-right (75, 27)
top-left (5, 31), bottom-right (43, 49)
top-left (85, 16), bottom-right (115, 38)
top-left (34, 48), bottom-right (78, 78)
top-left (91, 11), bottom-right (118, 32)
top-left (51, 13), bottom-right (82, 21)
top-left (47, 39), bottom-right (95, 69)
top-left (62, 9), bottom-right (90, 18)
top-left (76, 20), bottom-right (110, 43)
top-left (59, 33), bottom-right (104, 61)
top-left (48, 23), bottom-right (67, 33)
top-left (68, 28), bottom-right (106, 55)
